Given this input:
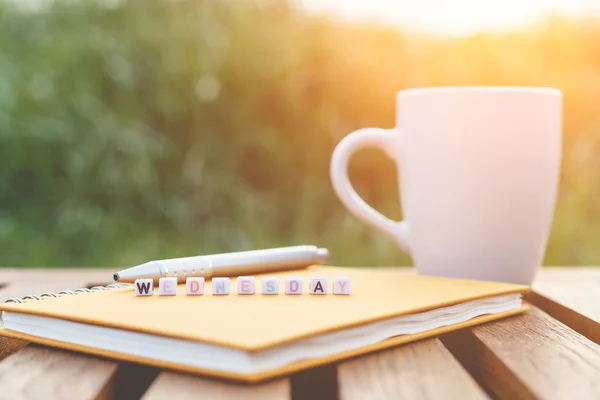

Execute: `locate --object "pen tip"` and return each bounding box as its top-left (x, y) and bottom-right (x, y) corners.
top-left (113, 273), bottom-right (120, 282)
top-left (317, 248), bottom-right (329, 259)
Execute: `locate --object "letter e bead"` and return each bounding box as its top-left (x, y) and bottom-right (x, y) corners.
top-left (135, 279), bottom-right (153, 296)
top-left (333, 277), bottom-right (351, 295)
top-left (159, 277), bottom-right (177, 296)
top-left (237, 276), bottom-right (255, 295)
top-left (309, 277), bottom-right (328, 295)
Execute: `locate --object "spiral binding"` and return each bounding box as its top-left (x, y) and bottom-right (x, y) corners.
top-left (4, 282), bottom-right (133, 304)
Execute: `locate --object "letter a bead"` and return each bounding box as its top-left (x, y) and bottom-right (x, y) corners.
top-left (309, 277), bottom-right (328, 295)
top-left (135, 279), bottom-right (154, 296)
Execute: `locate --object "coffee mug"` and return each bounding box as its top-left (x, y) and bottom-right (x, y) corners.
top-left (330, 87), bottom-right (562, 284)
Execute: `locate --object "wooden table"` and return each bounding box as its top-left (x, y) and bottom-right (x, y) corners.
top-left (0, 268), bottom-right (598, 400)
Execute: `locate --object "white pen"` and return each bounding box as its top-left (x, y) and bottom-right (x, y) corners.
top-left (113, 245), bottom-right (329, 283)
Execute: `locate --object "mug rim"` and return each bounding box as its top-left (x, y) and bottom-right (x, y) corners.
top-left (397, 86), bottom-right (562, 97)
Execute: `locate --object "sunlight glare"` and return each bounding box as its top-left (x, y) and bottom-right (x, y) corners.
top-left (299, 0), bottom-right (600, 36)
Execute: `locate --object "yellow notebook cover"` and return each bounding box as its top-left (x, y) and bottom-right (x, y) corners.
top-left (0, 266), bottom-right (529, 382)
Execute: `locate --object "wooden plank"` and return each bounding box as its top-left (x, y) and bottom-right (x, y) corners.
top-left (441, 307), bottom-right (600, 400)
top-left (141, 372), bottom-right (291, 400)
top-left (0, 269), bottom-right (114, 284)
top-left (532, 281), bottom-right (600, 322)
top-left (0, 271), bottom-right (119, 399)
top-left (535, 267), bottom-right (600, 282)
top-left (530, 267), bottom-right (600, 344)
top-left (0, 269), bottom-right (114, 302)
top-left (527, 282), bottom-right (600, 345)
top-left (0, 336), bottom-right (28, 361)
top-left (337, 338), bottom-right (489, 400)
top-left (0, 345), bottom-right (118, 400)
top-left (0, 282), bottom-right (28, 360)
top-left (0, 268), bottom-right (115, 276)
top-left (0, 270), bottom-right (113, 360)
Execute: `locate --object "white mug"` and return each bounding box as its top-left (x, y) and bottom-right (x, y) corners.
top-left (330, 87), bottom-right (562, 284)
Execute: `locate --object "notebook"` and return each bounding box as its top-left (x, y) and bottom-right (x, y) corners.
top-left (0, 266), bottom-right (528, 382)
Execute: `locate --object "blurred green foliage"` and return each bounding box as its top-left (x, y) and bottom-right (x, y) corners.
top-left (1, 0), bottom-right (599, 267)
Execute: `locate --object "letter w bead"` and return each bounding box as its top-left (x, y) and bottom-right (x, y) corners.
top-left (135, 279), bottom-right (154, 296)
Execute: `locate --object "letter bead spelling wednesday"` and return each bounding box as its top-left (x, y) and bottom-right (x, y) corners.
top-left (186, 277), bottom-right (205, 295)
top-left (135, 279), bottom-right (153, 296)
top-left (261, 277), bottom-right (279, 295)
top-left (159, 277), bottom-right (177, 296)
top-left (134, 276), bottom-right (351, 296)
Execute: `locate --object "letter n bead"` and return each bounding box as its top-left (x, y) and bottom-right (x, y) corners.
top-left (186, 277), bottom-right (205, 295)
top-left (309, 277), bottom-right (328, 295)
top-left (333, 277), bottom-right (351, 295)
top-left (212, 277), bottom-right (230, 295)
top-left (135, 279), bottom-right (153, 296)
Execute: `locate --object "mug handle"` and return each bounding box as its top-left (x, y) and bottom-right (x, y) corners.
top-left (330, 128), bottom-right (411, 253)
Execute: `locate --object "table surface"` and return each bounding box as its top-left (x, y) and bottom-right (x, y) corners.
top-left (0, 267), bottom-right (598, 400)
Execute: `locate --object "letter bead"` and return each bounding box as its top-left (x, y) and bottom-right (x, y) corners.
top-left (261, 277), bottom-right (279, 295)
top-left (285, 277), bottom-right (303, 295)
top-left (333, 277), bottom-right (351, 295)
top-left (186, 277), bottom-right (205, 295)
top-left (237, 276), bottom-right (255, 295)
top-left (212, 277), bottom-right (230, 295)
top-left (309, 277), bottom-right (328, 295)
top-left (158, 277), bottom-right (177, 296)
top-left (135, 279), bottom-right (154, 296)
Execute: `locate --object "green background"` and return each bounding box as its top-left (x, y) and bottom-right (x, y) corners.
top-left (1, 0), bottom-right (598, 267)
